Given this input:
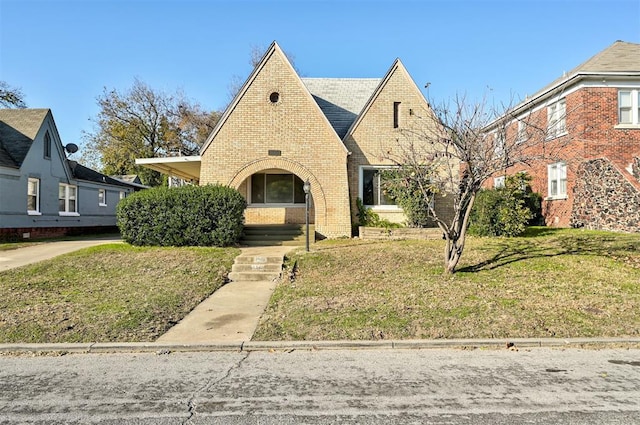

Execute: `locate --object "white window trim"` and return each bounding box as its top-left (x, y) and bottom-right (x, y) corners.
top-left (516, 120), bottom-right (527, 143)
top-left (615, 89), bottom-right (640, 128)
top-left (358, 166), bottom-right (401, 211)
top-left (98, 189), bottom-right (107, 207)
top-left (494, 176), bottom-right (505, 188)
top-left (546, 99), bottom-right (567, 139)
top-left (547, 162), bottom-right (568, 200)
top-left (59, 183), bottom-right (79, 216)
top-left (27, 177), bottom-right (41, 216)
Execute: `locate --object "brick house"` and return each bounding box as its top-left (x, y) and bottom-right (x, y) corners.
top-left (138, 42), bottom-right (447, 238)
top-left (488, 40), bottom-right (640, 232)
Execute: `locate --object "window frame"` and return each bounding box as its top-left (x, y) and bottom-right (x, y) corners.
top-left (44, 131), bottom-right (51, 159)
top-left (547, 161), bottom-right (567, 200)
top-left (617, 89), bottom-right (640, 126)
top-left (248, 172), bottom-right (306, 207)
top-left (59, 183), bottom-right (79, 216)
top-left (358, 166), bottom-right (400, 210)
top-left (27, 177), bottom-right (41, 215)
top-left (98, 188), bottom-right (107, 207)
top-left (516, 120), bottom-right (527, 143)
top-left (547, 99), bottom-right (567, 139)
top-left (493, 176), bottom-right (505, 189)
top-left (393, 102), bottom-right (401, 129)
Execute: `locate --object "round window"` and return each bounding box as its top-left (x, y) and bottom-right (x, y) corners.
top-left (269, 92), bottom-right (280, 103)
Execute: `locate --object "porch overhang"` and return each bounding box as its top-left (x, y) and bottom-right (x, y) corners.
top-left (135, 156), bottom-right (201, 182)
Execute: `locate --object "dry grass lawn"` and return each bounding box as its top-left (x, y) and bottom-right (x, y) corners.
top-left (254, 228), bottom-right (640, 341)
top-left (0, 244), bottom-right (239, 343)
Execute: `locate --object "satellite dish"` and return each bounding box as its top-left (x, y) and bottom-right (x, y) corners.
top-left (65, 143), bottom-right (79, 154)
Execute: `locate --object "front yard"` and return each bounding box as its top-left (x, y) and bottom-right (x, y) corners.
top-left (253, 228), bottom-right (640, 340)
top-left (1, 228), bottom-right (639, 343)
top-left (0, 244), bottom-right (239, 343)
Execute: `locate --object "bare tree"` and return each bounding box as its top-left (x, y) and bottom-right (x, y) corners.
top-left (382, 94), bottom-right (578, 274)
top-left (0, 81), bottom-right (27, 108)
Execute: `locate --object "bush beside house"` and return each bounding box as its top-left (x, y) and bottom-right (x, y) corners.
top-left (469, 174), bottom-right (542, 237)
top-left (117, 185), bottom-right (246, 247)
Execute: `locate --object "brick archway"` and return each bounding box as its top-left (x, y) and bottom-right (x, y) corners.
top-left (228, 157), bottom-right (327, 226)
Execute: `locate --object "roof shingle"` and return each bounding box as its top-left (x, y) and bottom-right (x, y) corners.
top-left (302, 78), bottom-right (381, 139)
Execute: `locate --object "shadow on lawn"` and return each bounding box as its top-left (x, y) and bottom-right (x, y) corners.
top-left (459, 230), bottom-right (639, 273)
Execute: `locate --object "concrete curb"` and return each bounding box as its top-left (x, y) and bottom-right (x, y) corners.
top-left (1, 338), bottom-right (639, 355)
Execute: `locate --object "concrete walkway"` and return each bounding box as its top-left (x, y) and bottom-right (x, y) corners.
top-left (156, 245), bottom-right (297, 344)
top-left (0, 236), bottom-right (123, 272)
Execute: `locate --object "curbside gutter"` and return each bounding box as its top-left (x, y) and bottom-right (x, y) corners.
top-left (1, 338), bottom-right (640, 355)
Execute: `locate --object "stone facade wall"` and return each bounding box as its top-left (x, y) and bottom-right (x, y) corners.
top-left (571, 158), bottom-right (640, 232)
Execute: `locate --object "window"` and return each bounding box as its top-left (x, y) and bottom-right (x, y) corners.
top-left (393, 102), bottom-right (401, 128)
top-left (98, 189), bottom-right (107, 206)
top-left (618, 89), bottom-right (640, 125)
top-left (361, 168), bottom-right (396, 207)
top-left (547, 99), bottom-right (566, 138)
top-left (250, 173), bottom-right (305, 205)
top-left (27, 178), bottom-right (40, 214)
top-left (44, 131), bottom-right (51, 159)
top-left (119, 191), bottom-right (126, 200)
top-left (59, 183), bottom-right (78, 215)
top-left (494, 176), bottom-right (505, 188)
top-left (494, 131), bottom-right (505, 157)
top-left (548, 162), bottom-right (567, 199)
top-left (517, 120), bottom-right (527, 143)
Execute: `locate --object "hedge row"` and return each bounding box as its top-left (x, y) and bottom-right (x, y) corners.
top-left (117, 185), bottom-right (246, 247)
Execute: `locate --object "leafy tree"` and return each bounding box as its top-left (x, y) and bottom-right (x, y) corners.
top-left (0, 81), bottom-right (26, 108)
top-left (84, 78), bottom-right (219, 186)
top-left (382, 94), bottom-right (578, 274)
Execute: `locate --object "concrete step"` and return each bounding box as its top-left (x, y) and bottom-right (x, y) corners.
top-left (228, 252), bottom-right (285, 283)
top-left (234, 255), bottom-right (284, 264)
top-left (227, 271), bottom-right (281, 282)
top-left (241, 224), bottom-right (315, 247)
top-left (232, 263), bottom-right (283, 273)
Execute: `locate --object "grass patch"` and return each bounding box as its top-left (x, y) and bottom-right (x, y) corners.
top-left (254, 228), bottom-right (640, 341)
top-left (0, 244), bottom-right (239, 343)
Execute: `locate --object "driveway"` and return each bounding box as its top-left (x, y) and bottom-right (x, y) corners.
top-left (0, 236), bottom-right (122, 272)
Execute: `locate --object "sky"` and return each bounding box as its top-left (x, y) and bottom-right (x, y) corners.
top-left (1, 0), bottom-right (639, 152)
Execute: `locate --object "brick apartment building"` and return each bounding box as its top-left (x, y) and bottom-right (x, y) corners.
top-left (138, 41), bottom-right (450, 238)
top-left (489, 40), bottom-right (640, 232)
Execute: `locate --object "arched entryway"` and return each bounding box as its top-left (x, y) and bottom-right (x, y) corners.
top-left (228, 157), bottom-right (327, 232)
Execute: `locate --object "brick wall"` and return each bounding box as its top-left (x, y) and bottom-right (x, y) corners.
top-left (200, 46), bottom-right (351, 238)
top-left (344, 61), bottom-right (454, 226)
top-left (495, 86), bottom-right (640, 229)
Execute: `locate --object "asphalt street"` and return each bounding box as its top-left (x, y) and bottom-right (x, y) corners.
top-left (1, 347), bottom-right (639, 424)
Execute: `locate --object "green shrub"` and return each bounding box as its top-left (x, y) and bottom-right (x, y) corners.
top-left (379, 168), bottom-right (433, 228)
top-left (117, 185), bottom-right (246, 247)
top-left (469, 173), bottom-right (541, 237)
top-left (355, 198), bottom-right (402, 229)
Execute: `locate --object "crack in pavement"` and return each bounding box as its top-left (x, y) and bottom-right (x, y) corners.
top-left (181, 351), bottom-right (251, 424)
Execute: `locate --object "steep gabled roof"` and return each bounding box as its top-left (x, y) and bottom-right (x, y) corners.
top-left (0, 108), bottom-right (50, 168)
top-left (302, 78), bottom-right (381, 139)
top-left (345, 58), bottom-right (429, 137)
